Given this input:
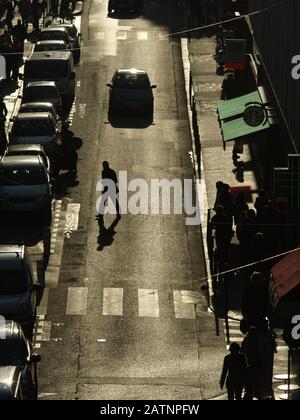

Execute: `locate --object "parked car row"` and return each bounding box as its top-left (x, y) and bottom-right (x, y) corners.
top-left (0, 19), bottom-right (82, 401)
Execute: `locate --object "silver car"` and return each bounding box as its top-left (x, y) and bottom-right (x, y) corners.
top-left (0, 246), bottom-right (41, 322)
top-left (9, 112), bottom-right (62, 147)
top-left (0, 155), bottom-right (52, 212)
top-left (34, 40), bottom-right (68, 53)
top-left (6, 144), bottom-right (51, 172)
top-left (21, 81), bottom-right (62, 115)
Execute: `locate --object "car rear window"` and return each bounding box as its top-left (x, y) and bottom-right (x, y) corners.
top-left (0, 268), bottom-right (28, 295)
top-left (40, 31), bottom-right (68, 42)
top-left (0, 167), bottom-right (48, 186)
top-left (114, 73), bottom-right (150, 88)
top-left (0, 339), bottom-right (28, 365)
top-left (23, 86), bottom-right (59, 101)
top-left (12, 119), bottom-right (55, 137)
top-left (25, 60), bottom-right (68, 78)
top-left (35, 43), bottom-right (67, 52)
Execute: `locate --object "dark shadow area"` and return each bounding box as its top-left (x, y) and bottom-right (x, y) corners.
top-left (0, 78), bottom-right (20, 96)
top-left (96, 214), bottom-right (121, 251)
top-left (108, 111), bottom-right (153, 129)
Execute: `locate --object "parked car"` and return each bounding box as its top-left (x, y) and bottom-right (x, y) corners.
top-left (108, 0), bottom-right (143, 14)
top-left (34, 40), bottom-right (68, 53)
top-left (38, 27), bottom-right (79, 65)
top-left (107, 68), bottom-right (156, 114)
top-left (23, 52), bottom-right (76, 102)
top-left (6, 144), bottom-right (51, 173)
top-left (21, 81), bottom-right (62, 115)
top-left (0, 155), bottom-right (52, 213)
top-left (19, 101), bottom-right (62, 125)
top-left (9, 112), bottom-right (62, 147)
top-left (0, 246), bottom-right (41, 322)
top-left (51, 22), bottom-right (81, 64)
top-left (0, 320), bottom-right (41, 400)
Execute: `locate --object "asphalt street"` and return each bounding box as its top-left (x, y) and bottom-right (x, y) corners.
top-left (3, 0), bottom-right (217, 400)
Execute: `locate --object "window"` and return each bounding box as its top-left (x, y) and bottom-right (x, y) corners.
top-left (12, 119), bottom-right (55, 137)
top-left (113, 72), bottom-right (150, 89)
top-left (25, 60), bottom-right (68, 79)
top-left (0, 167), bottom-right (48, 186)
top-left (23, 87), bottom-right (59, 101)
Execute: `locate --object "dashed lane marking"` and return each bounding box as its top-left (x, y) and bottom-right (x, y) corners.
top-left (138, 289), bottom-right (159, 318)
top-left (66, 287), bottom-right (88, 316)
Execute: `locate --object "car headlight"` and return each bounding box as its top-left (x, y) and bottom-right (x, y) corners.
top-left (17, 303), bottom-right (29, 313)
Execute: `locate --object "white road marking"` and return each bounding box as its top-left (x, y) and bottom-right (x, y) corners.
top-left (37, 288), bottom-right (49, 316)
top-left (137, 31), bottom-right (148, 41)
top-left (116, 30), bottom-right (127, 40)
top-left (138, 289), bottom-right (159, 318)
top-left (173, 290), bottom-right (196, 319)
top-left (65, 203), bottom-right (81, 238)
top-left (66, 287), bottom-right (88, 315)
top-left (102, 288), bottom-right (123, 316)
top-left (181, 290), bottom-right (202, 305)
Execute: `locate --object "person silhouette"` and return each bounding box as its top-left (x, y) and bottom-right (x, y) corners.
top-left (96, 214), bottom-right (120, 251)
top-left (220, 342), bottom-right (248, 400)
top-left (99, 161), bottom-right (120, 216)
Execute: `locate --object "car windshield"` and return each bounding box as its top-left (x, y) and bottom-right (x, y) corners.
top-left (113, 72), bottom-right (150, 89)
top-left (40, 31), bottom-right (68, 42)
top-left (12, 119), bottom-right (55, 136)
top-left (23, 87), bottom-right (59, 101)
top-left (0, 339), bottom-right (28, 366)
top-left (35, 44), bottom-right (67, 52)
top-left (25, 60), bottom-right (68, 78)
top-left (0, 266), bottom-right (28, 295)
top-left (0, 167), bottom-right (48, 186)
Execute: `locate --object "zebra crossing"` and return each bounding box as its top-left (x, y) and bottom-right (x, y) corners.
top-left (92, 30), bottom-right (171, 43)
top-left (65, 287), bottom-right (202, 319)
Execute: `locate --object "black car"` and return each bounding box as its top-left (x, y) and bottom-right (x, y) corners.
top-left (107, 68), bottom-right (156, 114)
top-left (0, 321), bottom-right (41, 400)
top-left (108, 0), bottom-right (143, 15)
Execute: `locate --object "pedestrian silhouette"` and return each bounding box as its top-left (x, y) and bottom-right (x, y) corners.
top-left (220, 342), bottom-right (248, 400)
top-left (99, 161), bottom-right (120, 216)
top-left (211, 205), bottom-right (232, 268)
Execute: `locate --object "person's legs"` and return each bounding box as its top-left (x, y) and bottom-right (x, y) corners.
top-left (227, 388), bottom-right (234, 401)
top-left (235, 387), bottom-right (243, 400)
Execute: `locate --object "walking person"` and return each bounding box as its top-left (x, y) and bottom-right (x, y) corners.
top-left (31, 0), bottom-right (40, 34)
top-left (12, 19), bottom-right (27, 53)
top-left (6, 1), bottom-right (15, 32)
top-left (18, 0), bottom-right (30, 29)
top-left (220, 342), bottom-right (248, 400)
top-left (211, 205), bottom-right (233, 269)
top-left (98, 161), bottom-right (120, 217)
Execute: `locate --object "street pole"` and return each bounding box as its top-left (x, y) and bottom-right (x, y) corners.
top-left (224, 271), bottom-right (230, 344)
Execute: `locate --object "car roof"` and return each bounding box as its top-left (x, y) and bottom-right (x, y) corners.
top-left (15, 112), bottom-right (52, 120)
top-left (27, 51), bottom-right (71, 61)
top-left (40, 27), bottom-right (68, 33)
top-left (25, 81), bottom-right (57, 88)
top-left (0, 244), bottom-right (25, 256)
top-left (7, 144), bottom-right (45, 154)
top-left (0, 320), bottom-right (23, 342)
top-left (36, 40), bottom-right (67, 45)
top-left (0, 366), bottom-right (21, 399)
top-left (117, 68), bottom-right (147, 75)
top-left (1, 155), bottom-right (43, 167)
top-left (20, 102), bottom-right (56, 110)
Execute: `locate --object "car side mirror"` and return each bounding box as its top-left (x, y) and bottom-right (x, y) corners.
top-left (18, 95), bottom-right (22, 99)
top-left (106, 83), bottom-right (112, 88)
top-left (30, 354), bottom-right (41, 364)
top-left (151, 85), bottom-right (157, 89)
top-left (18, 73), bottom-right (23, 80)
top-left (32, 283), bottom-right (41, 291)
top-left (70, 71), bottom-right (76, 80)
top-left (9, 117), bottom-right (16, 122)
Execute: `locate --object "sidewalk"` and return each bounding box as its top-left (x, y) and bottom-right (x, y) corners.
top-left (183, 30), bottom-right (291, 400)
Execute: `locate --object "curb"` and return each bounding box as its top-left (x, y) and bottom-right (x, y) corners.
top-left (181, 38), bottom-right (214, 303)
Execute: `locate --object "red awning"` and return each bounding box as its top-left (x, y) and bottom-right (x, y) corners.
top-left (271, 249), bottom-right (300, 298)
